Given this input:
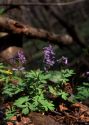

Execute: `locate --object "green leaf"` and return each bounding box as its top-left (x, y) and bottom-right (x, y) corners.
top-left (0, 63), bottom-right (5, 69)
top-left (14, 96), bottom-right (29, 107)
top-left (28, 103), bottom-right (36, 111)
top-left (40, 100), bottom-right (55, 111)
top-left (5, 107), bottom-right (16, 120)
top-left (0, 8), bottom-right (5, 15)
top-left (58, 91), bottom-right (68, 100)
top-left (83, 82), bottom-right (89, 86)
top-left (5, 113), bottom-right (15, 120)
top-left (61, 92), bottom-right (68, 100)
top-left (48, 86), bottom-right (57, 96)
top-left (22, 107), bottom-right (29, 115)
top-left (49, 69), bottom-right (74, 84)
top-left (3, 82), bottom-right (24, 97)
top-left (75, 87), bottom-right (89, 100)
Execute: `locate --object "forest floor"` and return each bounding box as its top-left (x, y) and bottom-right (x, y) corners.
top-left (1, 101), bottom-right (89, 125)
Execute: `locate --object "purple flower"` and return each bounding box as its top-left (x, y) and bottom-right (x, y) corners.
top-left (57, 56), bottom-right (68, 65)
top-left (9, 50), bottom-right (26, 65)
top-left (17, 50), bottom-right (26, 64)
top-left (86, 72), bottom-right (89, 75)
top-left (12, 66), bottom-right (25, 71)
top-left (43, 44), bottom-right (55, 70)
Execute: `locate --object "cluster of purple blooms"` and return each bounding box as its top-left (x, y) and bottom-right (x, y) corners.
top-left (43, 45), bottom-right (55, 70)
top-left (43, 44), bottom-right (68, 71)
top-left (17, 50), bottom-right (26, 64)
top-left (10, 50), bottom-right (26, 71)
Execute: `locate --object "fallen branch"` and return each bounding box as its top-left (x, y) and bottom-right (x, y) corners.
top-left (0, 16), bottom-right (73, 45)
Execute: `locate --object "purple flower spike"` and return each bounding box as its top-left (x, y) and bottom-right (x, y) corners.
top-left (17, 50), bottom-right (26, 64)
top-left (43, 44), bottom-right (55, 70)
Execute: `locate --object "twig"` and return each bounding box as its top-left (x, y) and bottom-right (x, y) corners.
top-left (51, 110), bottom-right (62, 116)
top-left (63, 111), bottom-right (78, 120)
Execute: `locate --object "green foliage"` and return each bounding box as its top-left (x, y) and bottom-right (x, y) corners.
top-left (24, 70), bottom-right (55, 112)
top-left (49, 69), bottom-right (74, 84)
top-left (5, 107), bottom-right (16, 120)
top-left (14, 96), bottom-right (31, 115)
top-left (24, 70), bottom-right (48, 98)
top-left (48, 69), bottom-right (74, 100)
top-left (0, 8), bottom-right (5, 15)
top-left (1, 62), bottom-right (74, 117)
top-left (2, 75), bottom-right (25, 97)
top-left (3, 82), bottom-right (24, 97)
top-left (75, 82), bottom-right (89, 101)
top-left (32, 91), bottom-right (54, 111)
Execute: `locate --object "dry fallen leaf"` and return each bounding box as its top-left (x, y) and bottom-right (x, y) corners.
top-left (15, 121), bottom-right (24, 125)
top-left (80, 114), bottom-right (85, 120)
top-left (10, 116), bottom-right (17, 121)
top-left (21, 116), bottom-right (31, 124)
top-left (7, 122), bottom-right (13, 125)
top-left (59, 103), bottom-right (68, 111)
top-left (72, 102), bottom-right (81, 108)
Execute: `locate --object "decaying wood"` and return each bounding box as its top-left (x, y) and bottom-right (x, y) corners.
top-left (0, 16), bottom-right (73, 45)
